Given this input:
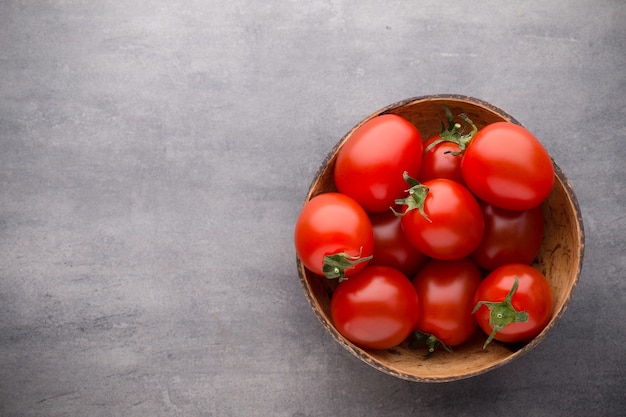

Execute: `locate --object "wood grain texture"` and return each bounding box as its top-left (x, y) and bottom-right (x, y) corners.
top-left (297, 95), bottom-right (585, 382)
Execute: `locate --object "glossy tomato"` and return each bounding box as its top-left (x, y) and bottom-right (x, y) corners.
top-left (334, 114), bottom-right (423, 213)
top-left (397, 175), bottom-right (484, 260)
top-left (294, 193), bottom-right (374, 280)
top-left (473, 263), bottom-right (553, 348)
top-left (471, 201), bottom-right (545, 271)
top-left (419, 135), bottom-right (464, 184)
top-left (412, 258), bottom-right (482, 348)
top-left (418, 108), bottom-right (475, 184)
top-left (331, 266), bottom-right (419, 350)
top-left (461, 122), bottom-right (555, 210)
top-left (368, 210), bottom-right (427, 278)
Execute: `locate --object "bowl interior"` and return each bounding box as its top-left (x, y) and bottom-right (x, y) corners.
top-left (297, 95), bottom-right (584, 382)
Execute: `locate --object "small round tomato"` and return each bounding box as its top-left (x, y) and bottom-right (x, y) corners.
top-left (461, 122), bottom-right (555, 210)
top-left (419, 136), bottom-right (464, 184)
top-left (368, 210), bottom-right (427, 278)
top-left (294, 193), bottom-right (374, 280)
top-left (412, 258), bottom-right (482, 348)
top-left (397, 176), bottom-right (484, 260)
top-left (473, 263), bottom-right (553, 348)
top-left (418, 107), bottom-right (474, 185)
top-left (471, 202), bottom-right (545, 271)
top-left (334, 114), bottom-right (423, 213)
top-left (331, 266), bottom-right (419, 350)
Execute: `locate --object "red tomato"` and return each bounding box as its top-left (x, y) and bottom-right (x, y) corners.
top-left (471, 202), bottom-right (545, 271)
top-left (334, 114), bottom-right (423, 213)
top-left (368, 210), bottom-right (427, 278)
top-left (397, 176), bottom-right (484, 260)
top-left (473, 264), bottom-right (553, 348)
top-left (461, 122), bottom-right (555, 210)
top-left (418, 108), bottom-right (475, 184)
top-left (294, 193), bottom-right (374, 280)
top-left (412, 258), bottom-right (482, 348)
top-left (331, 266), bottom-right (419, 350)
top-left (419, 135), bottom-right (464, 184)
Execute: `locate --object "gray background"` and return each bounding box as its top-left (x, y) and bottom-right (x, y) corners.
top-left (1, 0), bottom-right (624, 416)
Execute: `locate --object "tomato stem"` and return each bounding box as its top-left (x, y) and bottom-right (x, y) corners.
top-left (391, 172), bottom-right (431, 222)
top-left (472, 276), bottom-right (529, 349)
top-left (424, 106), bottom-right (478, 155)
top-left (411, 331), bottom-right (453, 357)
top-left (323, 250), bottom-right (373, 282)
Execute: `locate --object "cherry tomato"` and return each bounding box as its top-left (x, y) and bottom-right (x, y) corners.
top-left (473, 263), bottom-right (553, 347)
top-left (418, 107), bottom-right (474, 185)
top-left (419, 135), bottom-right (464, 184)
top-left (294, 193), bottom-right (374, 280)
top-left (471, 201), bottom-right (545, 271)
top-left (331, 266), bottom-right (419, 350)
top-left (461, 122), bottom-right (555, 210)
top-left (412, 258), bottom-right (482, 347)
top-left (397, 176), bottom-right (484, 260)
top-left (334, 114), bottom-right (423, 213)
top-left (368, 210), bottom-right (427, 278)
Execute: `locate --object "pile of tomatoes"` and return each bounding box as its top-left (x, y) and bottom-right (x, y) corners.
top-left (295, 108), bottom-right (556, 353)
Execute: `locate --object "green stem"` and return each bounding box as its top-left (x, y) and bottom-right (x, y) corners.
top-left (424, 106), bottom-right (478, 155)
top-left (322, 250), bottom-right (372, 282)
top-left (391, 172), bottom-right (431, 222)
top-left (472, 276), bottom-right (529, 349)
top-left (412, 331), bottom-right (453, 357)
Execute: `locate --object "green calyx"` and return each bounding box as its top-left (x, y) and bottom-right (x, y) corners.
top-left (472, 276), bottom-right (529, 349)
top-left (391, 172), bottom-right (431, 222)
top-left (412, 331), bottom-right (454, 357)
top-left (424, 106), bottom-right (478, 155)
top-left (322, 250), bottom-right (372, 282)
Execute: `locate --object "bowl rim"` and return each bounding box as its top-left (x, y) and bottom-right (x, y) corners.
top-left (297, 94), bottom-right (585, 382)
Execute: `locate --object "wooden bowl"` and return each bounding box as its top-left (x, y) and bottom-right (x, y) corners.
top-left (296, 95), bottom-right (585, 382)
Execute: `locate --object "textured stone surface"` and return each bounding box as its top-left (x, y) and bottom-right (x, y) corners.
top-left (0, 1), bottom-right (624, 416)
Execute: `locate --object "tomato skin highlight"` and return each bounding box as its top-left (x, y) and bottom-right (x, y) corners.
top-left (419, 135), bottom-right (464, 185)
top-left (294, 193), bottom-right (374, 278)
top-left (471, 201), bottom-right (545, 271)
top-left (473, 264), bottom-right (553, 344)
top-left (412, 258), bottom-right (482, 347)
top-left (368, 210), bottom-right (427, 278)
top-left (331, 266), bottom-right (419, 350)
top-left (334, 114), bottom-right (423, 213)
top-left (461, 122), bottom-right (555, 210)
top-left (400, 179), bottom-right (484, 260)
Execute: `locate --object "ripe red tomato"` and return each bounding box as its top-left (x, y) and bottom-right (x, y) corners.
top-left (419, 135), bottom-right (464, 184)
top-left (461, 122), bottom-right (555, 210)
top-left (334, 114), bottom-right (423, 213)
top-left (368, 210), bottom-right (427, 278)
top-left (412, 258), bottom-right (482, 348)
top-left (397, 176), bottom-right (484, 260)
top-left (473, 263), bottom-right (553, 348)
top-left (294, 193), bottom-right (374, 280)
top-left (331, 266), bottom-right (419, 350)
top-left (471, 201), bottom-right (545, 271)
top-left (418, 108), bottom-right (475, 185)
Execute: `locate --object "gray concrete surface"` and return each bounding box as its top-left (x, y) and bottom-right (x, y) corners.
top-left (1, 1), bottom-right (624, 416)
